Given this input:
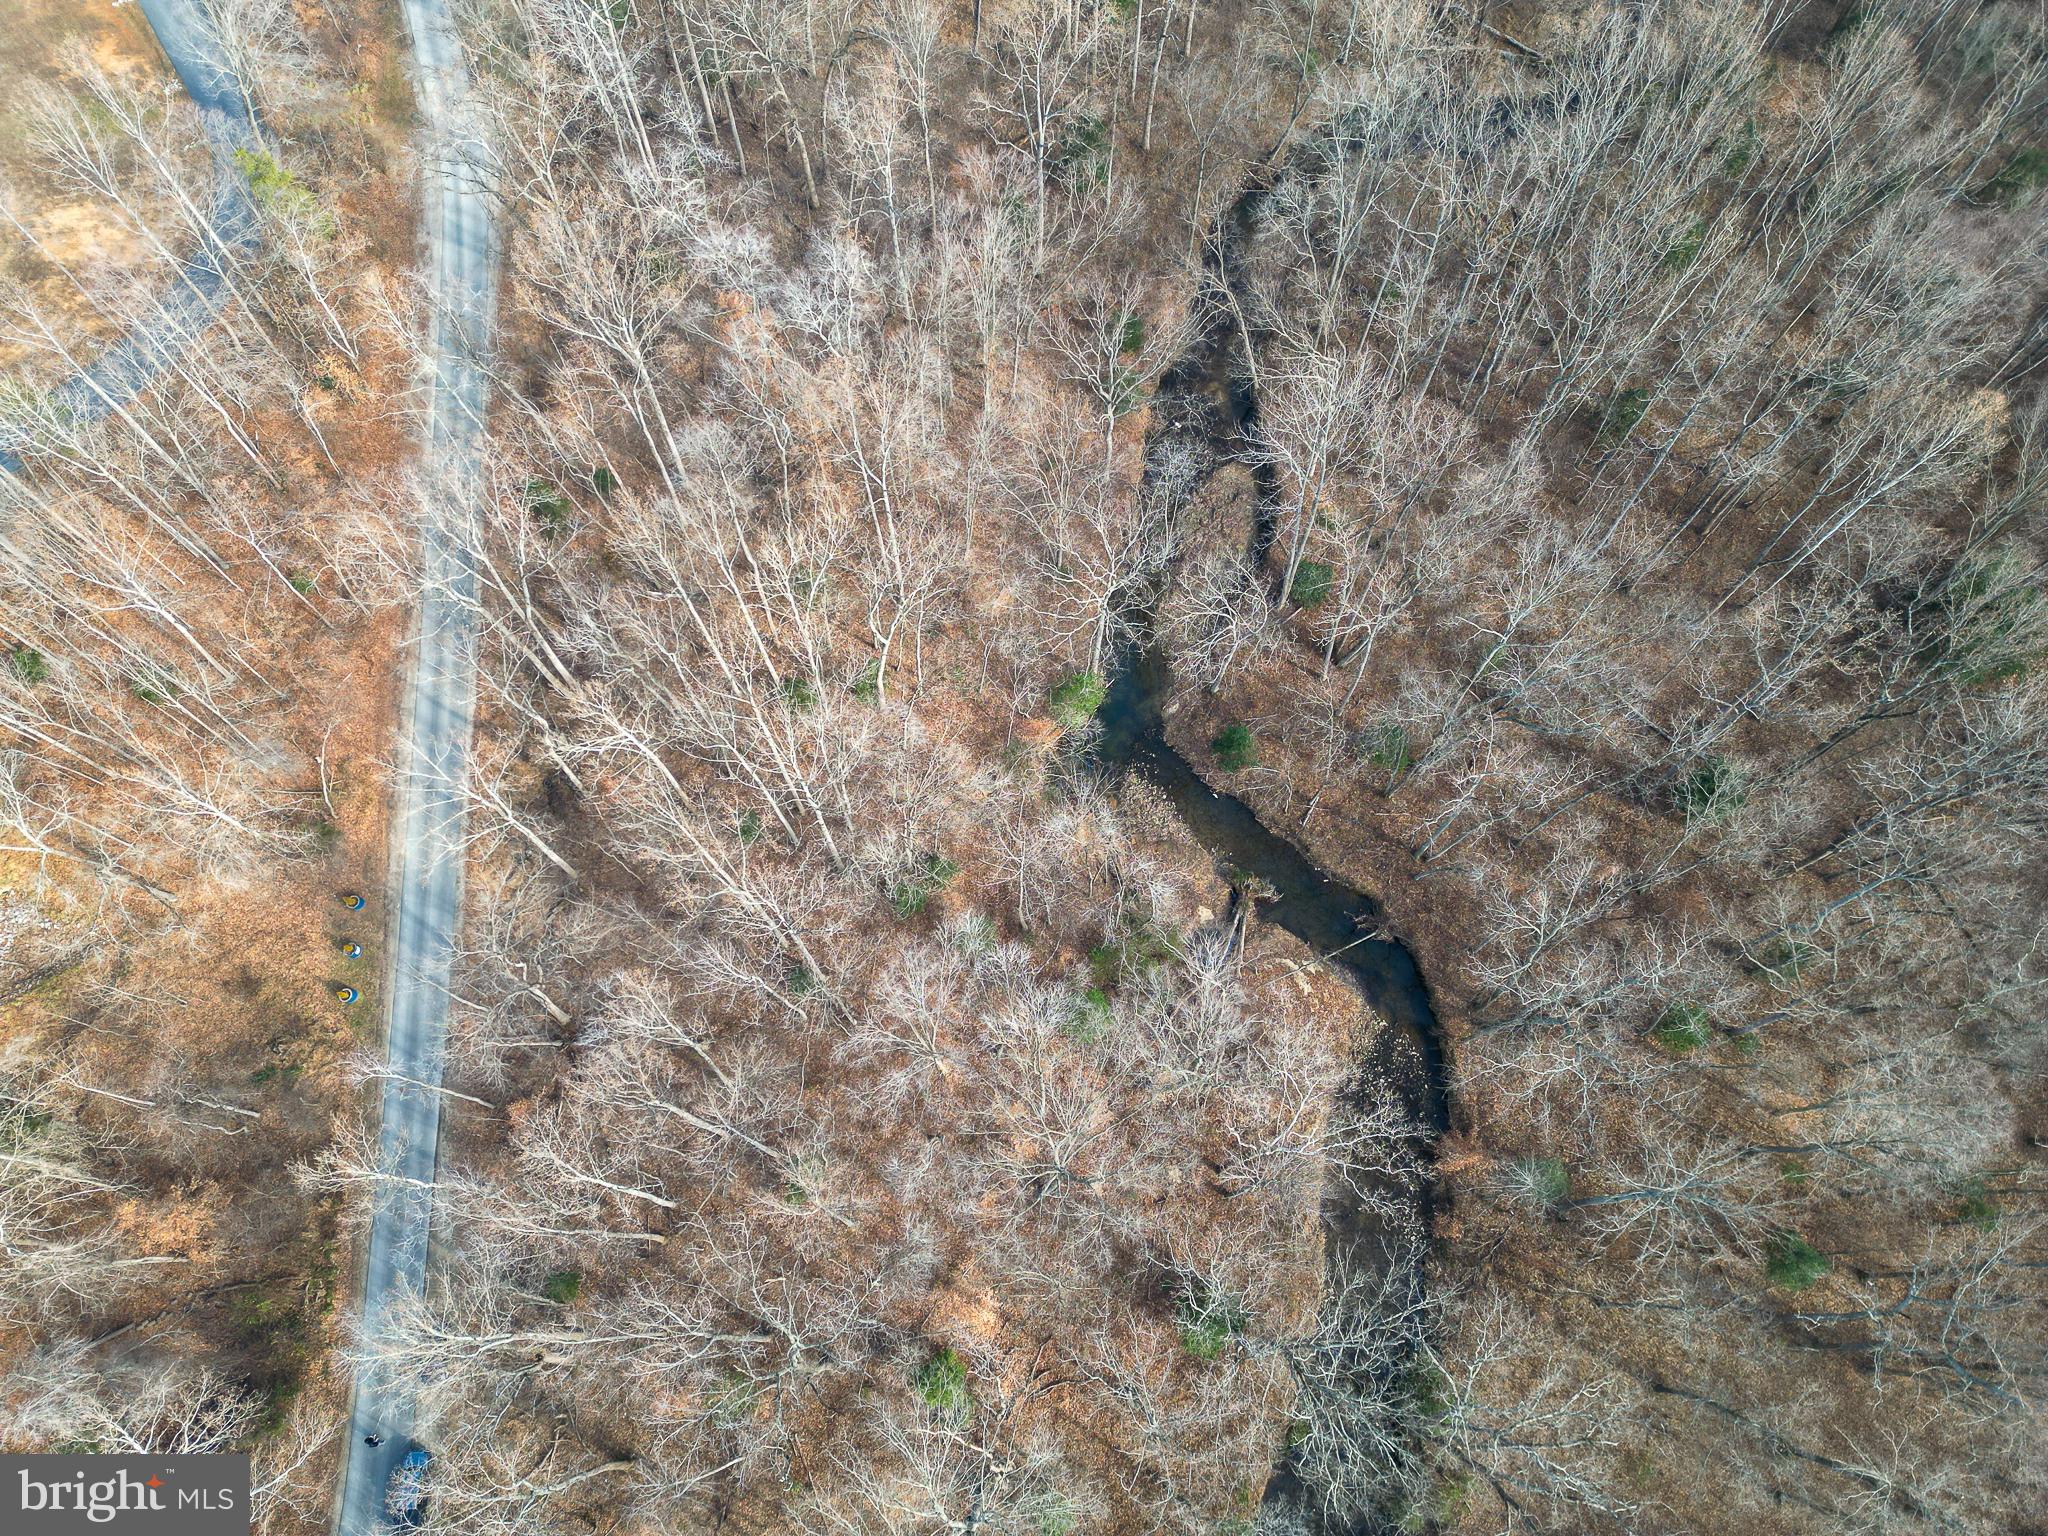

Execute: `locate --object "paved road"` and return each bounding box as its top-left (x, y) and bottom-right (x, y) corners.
top-left (334, 0), bottom-right (493, 1529)
top-left (0, 0), bottom-right (258, 473)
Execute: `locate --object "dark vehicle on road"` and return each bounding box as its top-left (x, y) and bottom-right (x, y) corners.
top-left (386, 1448), bottom-right (431, 1528)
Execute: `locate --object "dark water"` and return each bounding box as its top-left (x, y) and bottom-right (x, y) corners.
top-left (1093, 648), bottom-right (1449, 1139)
top-left (1090, 615), bottom-right (1445, 1536)
top-left (1083, 168), bottom-right (1452, 1531)
top-left (1095, 169), bottom-right (1448, 1141)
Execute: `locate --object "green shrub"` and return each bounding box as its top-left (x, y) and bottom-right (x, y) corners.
top-left (952, 912), bottom-right (998, 956)
top-left (1109, 365), bottom-right (1145, 416)
top-left (1032, 1494), bottom-right (1080, 1536)
top-left (1398, 1472), bottom-right (1473, 1534)
top-left (1797, 364), bottom-right (1864, 402)
top-left (590, 466), bottom-right (617, 498)
top-left (1662, 217), bottom-right (1708, 272)
top-left (1116, 311), bottom-right (1146, 356)
top-left (1757, 936), bottom-right (1817, 984)
top-left (1721, 119), bottom-right (1759, 176)
top-left (1179, 1315), bottom-right (1230, 1361)
top-left (707, 1373), bottom-right (760, 1427)
top-left (251, 1379), bottom-right (304, 1439)
top-left (230, 1285), bottom-right (313, 1371)
top-left (776, 676), bottom-right (819, 712)
top-left (526, 478), bottom-right (572, 533)
top-left (1594, 387), bottom-right (1651, 447)
top-left (915, 1347), bottom-right (971, 1416)
top-left (851, 658), bottom-right (882, 703)
top-left (1210, 723), bottom-right (1258, 772)
top-left (287, 571), bottom-right (317, 595)
top-left (737, 809), bottom-right (763, 845)
top-left (130, 669), bottom-right (178, 705)
top-left (1065, 986), bottom-right (1112, 1043)
top-left (1943, 547), bottom-right (2046, 687)
top-left (1680, 755), bottom-right (1746, 824)
top-left (1174, 1284), bottom-right (1247, 1362)
top-left (7, 646), bottom-right (47, 684)
top-left (1055, 114), bottom-right (1110, 187)
top-left (1652, 1001), bottom-right (1713, 1053)
top-left (1766, 1232), bottom-right (1830, 1292)
top-left (541, 1269), bottom-right (583, 1304)
top-left (1358, 721), bottom-right (1410, 774)
top-left (1087, 922), bottom-right (1171, 989)
top-left (1506, 1155), bottom-right (1571, 1211)
top-left (1976, 147), bottom-right (2048, 206)
top-left (1404, 1359), bottom-right (1454, 1420)
top-left (1289, 561), bottom-right (1335, 609)
top-left (791, 566), bottom-right (828, 607)
top-left (889, 853), bottom-right (959, 918)
top-left (233, 148), bottom-right (321, 221)
top-left (0, 1104), bottom-right (54, 1151)
top-left (1047, 670), bottom-right (1108, 730)
top-left (1954, 1178), bottom-right (2000, 1232)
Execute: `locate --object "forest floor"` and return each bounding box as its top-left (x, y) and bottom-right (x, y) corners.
top-left (0, 0), bottom-right (168, 364)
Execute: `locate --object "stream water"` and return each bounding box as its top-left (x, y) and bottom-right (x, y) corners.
top-left (1093, 648), bottom-right (1448, 1141)
top-left (1085, 178), bottom-right (1452, 1528)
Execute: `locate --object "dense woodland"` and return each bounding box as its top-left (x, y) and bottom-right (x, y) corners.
top-left (1188, 3), bottom-right (2048, 1528)
top-left (2, 0), bottom-right (2045, 1533)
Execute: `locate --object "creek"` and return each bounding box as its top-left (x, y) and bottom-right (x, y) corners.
top-left (1086, 177), bottom-right (1452, 1529)
top-left (1092, 648), bottom-right (1448, 1142)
